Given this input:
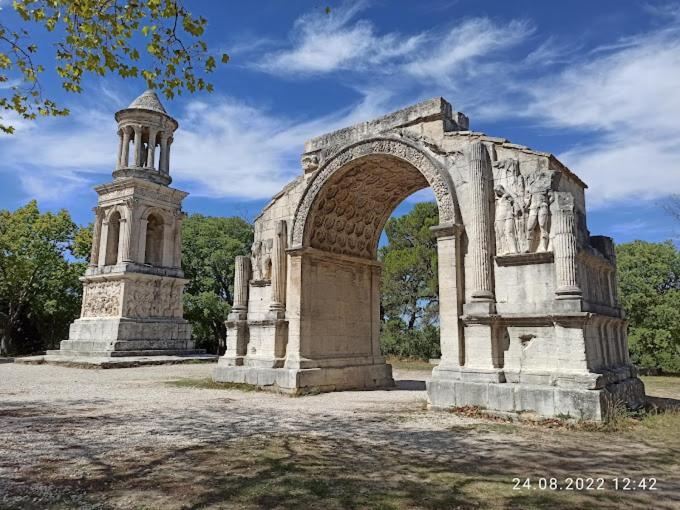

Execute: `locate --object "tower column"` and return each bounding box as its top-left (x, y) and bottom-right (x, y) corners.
top-left (89, 207), bottom-right (103, 267)
top-left (133, 125), bottom-right (143, 167)
top-left (116, 130), bottom-right (124, 169)
top-left (120, 127), bottom-right (131, 167)
top-left (147, 128), bottom-right (157, 169)
top-left (159, 134), bottom-right (169, 174)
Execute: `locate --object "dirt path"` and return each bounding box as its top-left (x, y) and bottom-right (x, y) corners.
top-left (1, 363), bottom-right (678, 509)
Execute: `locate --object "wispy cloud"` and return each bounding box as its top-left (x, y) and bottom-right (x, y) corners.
top-left (525, 27), bottom-right (680, 206)
top-left (256, 2), bottom-right (427, 76)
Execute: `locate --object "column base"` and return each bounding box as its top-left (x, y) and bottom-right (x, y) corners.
top-left (213, 358), bottom-right (394, 394)
top-left (427, 367), bottom-right (646, 421)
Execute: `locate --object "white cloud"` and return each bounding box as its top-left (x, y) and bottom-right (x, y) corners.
top-left (257, 2), bottom-right (426, 76)
top-left (525, 28), bottom-right (680, 206)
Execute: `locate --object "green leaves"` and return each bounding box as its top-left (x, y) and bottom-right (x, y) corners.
top-left (1, 0), bottom-right (229, 133)
top-left (0, 201), bottom-right (88, 355)
top-left (617, 240), bottom-right (680, 372)
top-left (181, 214), bottom-right (253, 353)
top-left (379, 202), bottom-right (440, 359)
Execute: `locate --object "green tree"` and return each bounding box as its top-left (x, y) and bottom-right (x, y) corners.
top-left (0, 200), bottom-right (87, 355)
top-left (379, 201), bottom-right (440, 360)
top-left (181, 214), bottom-right (253, 354)
top-left (1, 0), bottom-right (229, 133)
top-left (617, 240), bottom-right (680, 372)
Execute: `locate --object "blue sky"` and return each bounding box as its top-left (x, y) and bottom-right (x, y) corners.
top-left (0, 0), bottom-right (678, 244)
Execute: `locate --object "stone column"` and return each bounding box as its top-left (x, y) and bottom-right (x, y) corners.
top-left (118, 217), bottom-right (132, 263)
top-left (467, 141), bottom-right (494, 304)
top-left (553, 194), bottom-right (581, 299)
top-left (159, 134), bottom-right (168, 173)
top-left (98, 221), bottom-right (109, 268)
top-left (269, 220), bottom-right (288, 315)
top-left (89, 207), bottom-right (103, 267)
top-left (120, 126), bottom-right (130, 168)
top-left (165, 137), bottom-right (173, 172)
top-left (147, 129), bottom-right (157, 169)
top-left (137, 218), bottom-right (148, 264)
top-left (232, 255), bottom-right (251, 318)
top-left (133, 125), bottom-right (143, 167)
top-left (173, 213), bottom-right (184, 268)
top-left (116, 130), bottom-right (124, 169)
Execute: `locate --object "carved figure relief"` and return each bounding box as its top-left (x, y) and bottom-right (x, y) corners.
top-left (493, 159), bottom-right (555, 255)
top-left (81, 281), bottom-right (121, 317)
top-left (126, 279), bottom-right (183, 318)
top-left (251, 239), bottom-right (272, 281)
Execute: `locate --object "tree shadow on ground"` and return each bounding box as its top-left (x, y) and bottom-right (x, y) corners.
top-left (1, 396), bottom-right (679, 509)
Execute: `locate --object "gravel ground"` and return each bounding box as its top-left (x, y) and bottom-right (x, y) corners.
top-left (1, 363), bottom-right (678, 509)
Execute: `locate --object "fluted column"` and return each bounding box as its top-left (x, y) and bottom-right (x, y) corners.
top-left (116, 130), bottom-right (124, 169)
top-left (270, 220), bottom-right (288, 315)
top-left (159, 134), bottom-right (168, 173)
top-left (133, 125), bottom-right (143, 167)
top-left (173, 213), bottom-right (184, 268)
top-left (165, 137), bottom-right (173, 173)
top-left (118, 217), bottom-right (132, 263)
top-left (553, 194), bottom-right (581, 299)
top-left (467, 141), bottom-right (494, 302)
top-left (120, 127), bottom-right (131, 167)
top-left (147, 129), bottom-right (157, 169)
top-left (232, 256), bottom-right (251, 316)
top-left (89, 207), bottom-right (103, 267)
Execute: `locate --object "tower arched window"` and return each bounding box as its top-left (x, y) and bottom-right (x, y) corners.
top-left (104, 211), bottom-right (121, 265)
top-left (145, 213), bottom-right (164, 266)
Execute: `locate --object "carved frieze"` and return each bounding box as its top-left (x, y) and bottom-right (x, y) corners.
top-left (493, 159), bottom-right (556, 255)
top-left (125, 278), bottom-right (183, 318)
top-left (81, 281), bottom-right (121, 317)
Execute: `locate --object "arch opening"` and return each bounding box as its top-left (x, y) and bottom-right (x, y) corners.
top-left (144, 213), bottom-right (164, 266)
top-left (104, 211), bottom-right (121, 265)
top-left (290, 148), bottom-right (462, 381)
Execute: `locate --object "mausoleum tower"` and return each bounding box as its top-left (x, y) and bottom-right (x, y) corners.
top-left (51, 90), bottom-right (202, 361)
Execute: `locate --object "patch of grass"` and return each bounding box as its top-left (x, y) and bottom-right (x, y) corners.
top-left (641, 375), bottom-right (680, 399)
top-left (165, 377), bottom-right (261, 392)
top-left (386, 356), bottom-right (434, 371)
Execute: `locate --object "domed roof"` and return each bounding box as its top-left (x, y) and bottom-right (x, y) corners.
top-left (127, 89), bottom-right (167, 114)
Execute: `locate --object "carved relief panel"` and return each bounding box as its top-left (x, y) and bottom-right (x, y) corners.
top-left (81, 281), bottom-right (122, 317)
top-left (493, 159), bottom-right (557, 256)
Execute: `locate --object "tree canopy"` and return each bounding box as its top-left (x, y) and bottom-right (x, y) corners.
top-left (0, 0), bottom-right (228, 133)
top-left (379, 201), bottom-right (440, 360)
top-left (181, 213), bottom-right (253, 354)
top-left (616, 240), bottom-right (680, 372)
top-left (0, 200), bottom-right (87, 355)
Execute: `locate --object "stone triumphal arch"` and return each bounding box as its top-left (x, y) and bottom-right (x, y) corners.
top-left (214, 97), bottom-right (646, 420)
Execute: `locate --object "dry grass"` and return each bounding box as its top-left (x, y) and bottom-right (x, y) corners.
top-left (165, 377), bottom-right (262, 392)
top-left (386, 356), bottom-right (436, 371)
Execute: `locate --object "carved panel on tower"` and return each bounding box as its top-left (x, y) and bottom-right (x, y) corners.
top-left (125, 279), bottom-right (183, 318)
top-left (81, 281), bottom-right (122, 317)
top-left (493, 159), bottom-right (557, 256)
